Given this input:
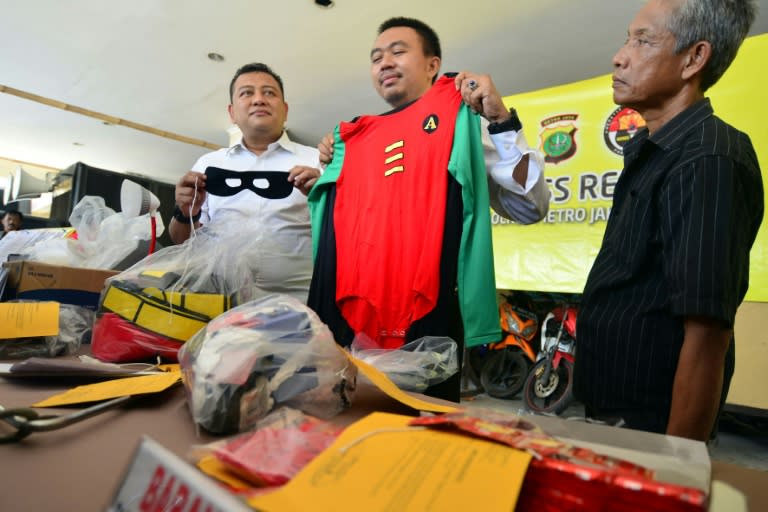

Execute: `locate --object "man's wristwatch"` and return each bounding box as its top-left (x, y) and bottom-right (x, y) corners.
top-left (487, 107), bottom-right (523, 134)
top-left (172, 205), bottom-right (201, 224)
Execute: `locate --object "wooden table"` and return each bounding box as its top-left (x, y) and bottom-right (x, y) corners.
top-left (1, 357), bottom-right (766, 511)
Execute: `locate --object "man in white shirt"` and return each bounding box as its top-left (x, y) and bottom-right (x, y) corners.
top-left (170, 62), bottom-right (321, 300)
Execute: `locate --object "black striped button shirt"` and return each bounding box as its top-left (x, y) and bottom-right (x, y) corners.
top-left (574, 98), bottom-right (764, 412)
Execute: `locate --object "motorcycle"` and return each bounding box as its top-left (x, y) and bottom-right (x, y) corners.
top-left (478, 294), bottom-right (538, 399)
top-left (523, 303), bottom-right (577, 415)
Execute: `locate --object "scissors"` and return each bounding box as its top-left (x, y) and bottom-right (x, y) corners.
top-left (0, 395), bottom-right (135, 443)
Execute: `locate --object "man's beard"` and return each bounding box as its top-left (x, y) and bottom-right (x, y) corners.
top-left (383, 88), bottom-right (408, 108)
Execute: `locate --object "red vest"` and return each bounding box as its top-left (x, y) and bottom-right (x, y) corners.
top-left (334, 77), bottom-right (461, 348)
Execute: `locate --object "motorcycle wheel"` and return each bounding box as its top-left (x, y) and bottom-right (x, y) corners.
top-left (523, 358), bottom-right (574, 415)
top-left (480, 348), bottom-right (530, 399)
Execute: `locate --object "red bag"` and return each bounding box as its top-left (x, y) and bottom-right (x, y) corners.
top-left (91, 312), bottom-right (182, 362)
top-left (411, 410), bottom-right (707, 512)
top-left (213, 420), bottom-right (339, 486)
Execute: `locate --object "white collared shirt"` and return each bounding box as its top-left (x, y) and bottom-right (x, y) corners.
top-left (190, 131), bottom-right (320, 301)
top-left (194, 131), bottom-right (320, 228)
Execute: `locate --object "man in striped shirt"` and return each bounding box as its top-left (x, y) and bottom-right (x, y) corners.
top-left (575, 0), bottom-right (763, 441)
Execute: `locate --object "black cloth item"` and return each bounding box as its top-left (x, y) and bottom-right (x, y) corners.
top-left (574, 98), bottom-right (764, 424)
top-left (584, 339), bottom-right (735, 439)
top-left (204, 167), bottom-right (293, 199)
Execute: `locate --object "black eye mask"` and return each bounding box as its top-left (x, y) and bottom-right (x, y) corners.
top-left (204, 167), bottom-right (293, 199)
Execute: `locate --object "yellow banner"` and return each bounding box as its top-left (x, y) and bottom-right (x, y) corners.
top-left (496, 33), bottom-right (767, 302)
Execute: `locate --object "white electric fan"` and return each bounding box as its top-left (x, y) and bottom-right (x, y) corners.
top-left (120, 179), bottom-right (161, 255)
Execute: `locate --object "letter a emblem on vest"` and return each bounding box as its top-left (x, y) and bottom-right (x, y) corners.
top-left (423, 114), bottom-right (439, 134)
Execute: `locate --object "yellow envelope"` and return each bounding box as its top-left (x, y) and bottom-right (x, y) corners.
top-left (197, 455), bottom-right (255, 491)
top-left (32, 369), bottom-right (181, 407)
top-left (0, 302), bottom-right (59, 339)
top-left (249, 412), bottom-right (532, 512)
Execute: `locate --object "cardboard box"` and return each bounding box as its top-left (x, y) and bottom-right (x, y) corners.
top-left (3, 261), bottom-right (118, 310)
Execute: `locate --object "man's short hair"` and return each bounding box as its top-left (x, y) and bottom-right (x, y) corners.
top-left (229, 63), bottom-right (285, 102)
top-left (378, 17), bottom-right (441, 60)
top-left (667, 0), bottom-right (757, 91)
top-left (2, 209), bottom-right (23, 221)
top-left (378, 17), bottom-right (442, 83)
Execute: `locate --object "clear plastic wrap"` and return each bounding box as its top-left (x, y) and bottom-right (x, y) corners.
top-left (0, 303), bottom-right (94, 359)
top-left (90, 210), bottom-right (270, 363)
top-left (178, 294), bottom-right (357, 435)
top-left (350, 335), bottom-right (458, 392)
top-left (23, 196), bottom-right (163, 269)
top-left (68, 196), bottom-right (118, 240)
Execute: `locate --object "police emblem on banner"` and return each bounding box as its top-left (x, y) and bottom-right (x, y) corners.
top-left (603, 107), bottom-right (645, 155)
top-left (539, 114), bottom-right (579, 164)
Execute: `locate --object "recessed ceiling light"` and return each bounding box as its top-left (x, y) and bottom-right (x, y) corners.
top-left (207, 52), bottom-right (225, 62)
top-left (315, 0), bottom-right (334, 7)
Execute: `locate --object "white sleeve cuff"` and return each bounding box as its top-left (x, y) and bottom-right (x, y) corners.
top-left (489, 129), bottom-right (543, 194)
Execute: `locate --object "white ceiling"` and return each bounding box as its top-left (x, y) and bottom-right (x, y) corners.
top-left (1, 0), bottom-right (767, 184)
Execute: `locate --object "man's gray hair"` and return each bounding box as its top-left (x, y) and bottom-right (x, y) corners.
top-left (666, 0), bottom-right (757, 91)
